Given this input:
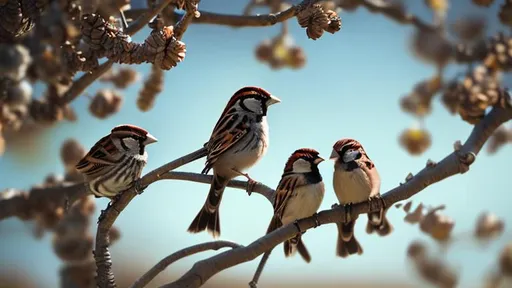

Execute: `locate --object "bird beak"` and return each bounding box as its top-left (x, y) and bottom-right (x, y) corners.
top-left (329, 149), bottom-right (339, 160)
top-left (313, 157), bottom-right (325, 165)
top-left (342, 150), bottom-right (361, 163)
top-left (266, 94), bottom-right (281, 106)
top-left (143, 133), bottom-right (158, 145)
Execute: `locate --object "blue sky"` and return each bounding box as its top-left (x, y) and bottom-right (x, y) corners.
top-left (0, 1), bottom-right (511, 287)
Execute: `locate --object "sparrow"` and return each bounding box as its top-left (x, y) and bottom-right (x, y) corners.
top-left (267, 148), bottom-right (325, 263)
top-left (188, 86), bottom-right (281, 238)
top-left (75, 124), bottom-right (158, 199)
top-left (330, 138), bottom-right (393, 258)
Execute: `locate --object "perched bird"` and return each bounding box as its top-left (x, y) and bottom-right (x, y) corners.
top-left (76, 124), bottom-right (158, 199)
top-left (267, 148), bottom-right (325, 263)
top-left (330, 138), bottom-right (393, 258)
top-left (188, 86), bottom-right (281, 238)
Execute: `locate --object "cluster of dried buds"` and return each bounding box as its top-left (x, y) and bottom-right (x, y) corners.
top-left (407, 241), bottom-right (459, 288)
top-left (88, 89), bottom-right (123, 119)
top-left (500, 0), bottom-right (512, 27)
top-left (401, 201), bottom-right (455, 242)
top-left (296, 3), bottom-right (341, 40)
top-left (399, 126), bottom-right (432, 155)
top-left (442, 65), bottom-right (503, 124)
top-left (255, 34), bottom-right (306, 70)
top-left (411, 28), bottom-right (453, 67)
top-left (474, 212), bottom-right (505, 240)
top-left (401, 76), bottom-right (442, 117)
top-left (138, 64), bottom-right (164, 112)
top-left (60, 138), bottom-right (86, 182)
top-left (81, 14), bottom-right (186, 70)
top-left (487, 125), bottom-right (512, 154)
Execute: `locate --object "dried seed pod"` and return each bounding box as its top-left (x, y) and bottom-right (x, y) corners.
top-left (489, 33), bottom-right (512, 71)
top-left (419, 208), bottom-right (454, 241)
top-left (411, 28), bottom-right (453, 67)
top-left (407, 241), bottom-right (427, 260)
top-left (53, 234), bottom-right (93, 262)
top-left (324, 10), bottom-right (342, 34)
top-left (450, 16), bottom-right (486, 42)
top-left (415, 257), bottom-right (458, 288)
top-left (287, 46), bottom-right (306, 69)
top-left (255, 40), bottom-right (273, 62)
top-left (44, 174), bottom-right (64, 187)
top-left (425, 0), bottom-right (448, 15)
top-left (399, 127), bottom-right (432, 155)
top-left (5, 80), bottom-right (32, 107)
top-left (403, 201), bottom-right (413, 212)
top-left (475, 212), bottom-right (505, 239)
top-left (103, 67), bottom-right (140, 89)
top-left (297, 4), bottom-right (330, 40)
top-left (161, 37), bottom-right (186, 70)
top-left (404, 203), bottom-right (424, 224)
top-left (499, 1), bottom-right (512, 27)
top-left (88, 89), bottom-right (123, 119)
top-left (472, 0), bottom-right (494, 6)
top-left (500, 243), bottom-right (512, 276)
top-left (487, 126), bottom-right (512, 154)
top-left (29, 99), bottom-right (64, 124)
top-left (338, 0), bottom-right (360, 11)
top-left (137, 64), bottom-right (164, 112)
top-left (454, 40), bottom-right (489, 64)
top-left (319, 0), bottom-right (337, 11)
top-left (60, 139), bottom-right (85, 170)
top-left (400, 76), bottom-right (442, 117)
top-left (0, 44), bottom-right (32, 81)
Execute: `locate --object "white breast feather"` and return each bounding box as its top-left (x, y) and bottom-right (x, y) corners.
top-left (281, 182), bottom-right (325, 226)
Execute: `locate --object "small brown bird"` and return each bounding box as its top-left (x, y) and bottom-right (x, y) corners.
top-left (267, 148), bottom-right (325, 263)
top-left (76, 124), bottom-right (158, 199)
top-left (188, 86), bottom-right (281, 238)
top-left (330, 138), bottom-right (393, 258)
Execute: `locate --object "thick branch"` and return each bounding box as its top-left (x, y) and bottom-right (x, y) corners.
top-left (160, 171), bottom-right (275, 203)
top-left (130, 241), bottom-right (241, 288)
top-left (94, 147), bottom-right (207, 288)
top-left (161, 102), bottom-right (512, 288)
top-left (58, 0), bottom-right (175, 106)
top-left (0, 183), bottom-right (88, 221)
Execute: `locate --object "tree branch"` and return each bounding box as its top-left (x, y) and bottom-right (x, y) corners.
top-left (94, 147), bottom-right (207, 288)
top-left (160, 100), bottom-right (512, 288)
top-left (160, 171), bottom-right (275, 203)
top-left (0, 183), bottom-right (88, 221)
top-left (58, 0), bottom-right (175, 106)
top-left (130, 241), bottom-right (241, 288)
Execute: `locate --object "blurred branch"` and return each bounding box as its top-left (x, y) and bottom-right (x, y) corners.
top-left (161, 99), bottom-right (512, 288)
top-left (360, 0), bottom-right (437, 31)
top-left (0, 183), bottom-right (88, 221)
top-left (94, 147), bottom-right (207, 288)
top-left (160, 171), bottom-right (275, 203)
top-left (130, 241), bottom-right (241, 288)
top-left (126, 0), bottom-right (321, 28)
top-left (58, 0), bottom-right (176, 106)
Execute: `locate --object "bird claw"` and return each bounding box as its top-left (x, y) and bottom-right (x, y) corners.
top-left (134, 180), bottom-right (147, 195)
top-left (312, 212), bottom-right (320, 228)
top-left (344, 203), bottom-right (353, 223)
top-left (293, 219), bottom-right (302, 233)
top-left (246, 179), bottom-right (258, 196)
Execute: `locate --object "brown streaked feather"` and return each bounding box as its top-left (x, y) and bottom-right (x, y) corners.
top-left (283, 148), bottom-right (320, 172)
top-left (111, 124), bottom-right (148, 136)
top-left (75, 135), bottom-right (120, 176)
top-left (272, 175), bottom-right (303, 219)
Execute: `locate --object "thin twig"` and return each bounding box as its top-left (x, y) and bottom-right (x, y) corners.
top-left (94, 147), bottom-right (207, 288)
top-left (248, 250), bottom-right (272, 288)
top-left (160, 171), bottom-right (275, 203)
top-left (160, 101), bottom-right (512, 288)
top-left (130, 241), bottom-right (241, 288)
top-left (360, 0), bottom-right (437, 31)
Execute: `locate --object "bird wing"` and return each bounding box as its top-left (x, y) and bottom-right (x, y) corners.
top-left (202, 112), bottom-right (250, 174)
top-left (75, 135), bottom-right (121, 178)
top-left (273, 174), bottom-right (305, 220)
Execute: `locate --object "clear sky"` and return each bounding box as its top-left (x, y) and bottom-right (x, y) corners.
top-left (0, 1), bottom-right (511, 287)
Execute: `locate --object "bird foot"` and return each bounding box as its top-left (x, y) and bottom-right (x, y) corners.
top-left (232, 168), bottom-right (258, 196)
top-left (134, 180), bottom-right (148, 195)
top-left (293, 219), bottom-right (302, 233)
top-left (344, 202), bottom-right (353, 223)
top-left (312, 212), bottom-right (320, 228)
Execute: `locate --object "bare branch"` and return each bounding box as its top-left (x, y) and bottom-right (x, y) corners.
top-left (160, 101), bottom-right (512, 288)
top-left (360, 0), bottom-right (437, 31)
top-left (125, 0), bottom-right (321, 28)
top-left (94, 147), bottom-right (207, 288)
top-left (130, 241), bottom-right (241, 288)
top-left (160, 171), bottom-right (275, 203)
top-left (248, 250), bottom-right (272, 288)
top-left (58, 0), bottom-right (176, 106)
top-left (0, 183), bottom-right (88, 221)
